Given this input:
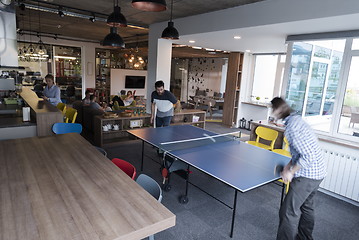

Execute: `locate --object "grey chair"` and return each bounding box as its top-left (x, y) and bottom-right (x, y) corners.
top-left (136, 174), bottom-right (163, 240)
top-left (95, 146), bottom-right (108, 157)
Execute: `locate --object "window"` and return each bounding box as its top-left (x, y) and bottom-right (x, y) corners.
top-left (251, 54), bottom-right (285, 103)
top-left (285, 37), bottom-right (359, 140)
top-left (338, 55), bottom-right (359, 135)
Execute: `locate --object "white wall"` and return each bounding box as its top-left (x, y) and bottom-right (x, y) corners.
top-left (187, 58), bottom-right (223, 97)
top-left (0, 9), bottom-right (18, 67)
top-left (110, 69), bottom-right (148, 98)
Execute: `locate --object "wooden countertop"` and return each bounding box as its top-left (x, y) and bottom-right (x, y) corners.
top-left (0, 133), bottom-right (175, 240)
top-left (20, 87), bottom-right (60, 114)
top-left (252, 120), bottom-right (285, 131)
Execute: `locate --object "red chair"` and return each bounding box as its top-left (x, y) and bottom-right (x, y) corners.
top-left (111, 158), bottom-right (136, 180)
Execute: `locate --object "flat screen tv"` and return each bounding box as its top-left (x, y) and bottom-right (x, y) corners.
top-left (125, 75), bottom-right (146, 89)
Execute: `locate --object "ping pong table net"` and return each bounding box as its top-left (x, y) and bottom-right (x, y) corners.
top-left (159, 131), bottom-right (241, 153)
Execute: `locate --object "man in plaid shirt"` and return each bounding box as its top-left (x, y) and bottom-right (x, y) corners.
top-left (271, 97), bottom-right (326, 240)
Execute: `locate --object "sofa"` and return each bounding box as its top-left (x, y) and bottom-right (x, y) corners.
top-left (110, 95), bottom-right (137, 110)
top-left (72, 101), bottom-right (104, 143)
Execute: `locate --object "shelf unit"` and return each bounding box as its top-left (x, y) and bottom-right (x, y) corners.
top-left (94, 109), bottom-right (206, 147)
top-left (223, 52), bottom-right (244, 126)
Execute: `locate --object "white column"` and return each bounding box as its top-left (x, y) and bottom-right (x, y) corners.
top-left (0, 6), bottom-right (18, 67)
top-left (146, 26), bottom-right (173, 112)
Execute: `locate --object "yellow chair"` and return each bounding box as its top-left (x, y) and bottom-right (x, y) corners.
top-left (65, 107), bottom-right (78, 123)
top-left (57, 102), bottom-right (67, 114)
top-left (246, 126), bottom-right (279, 151)
top-left (273, 137), bottom-right (291, 194)
top-left (273, 137), bottom-right (291, 157)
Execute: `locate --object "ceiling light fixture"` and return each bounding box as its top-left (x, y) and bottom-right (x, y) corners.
top-left (189, 40), bottom-right (195, 43)
top-left (102, 27), bottom-right (125, 48)
top-left (107, 0), bottom-right (127, 27)
top-left (192, 46), bottom-right (202, 49)
top-left (245, 50), bottom-right (251, 52)
top-left (161, 0), bottom-right (179, 40)
top-left (131, 0), bottom-right (166, 12)
top-left (234, 36), bottom-right (241, 39)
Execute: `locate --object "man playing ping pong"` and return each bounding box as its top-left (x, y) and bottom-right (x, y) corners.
top-left (271, 97), bottom-right (326, 240)
top-left (151, 80), bottom-right (179, 127)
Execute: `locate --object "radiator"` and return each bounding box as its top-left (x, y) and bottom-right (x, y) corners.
top-left (320, 149), bottom-right (359, 202)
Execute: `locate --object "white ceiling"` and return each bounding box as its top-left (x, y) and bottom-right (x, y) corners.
top-left (174, 13), bottom-right (359, 54)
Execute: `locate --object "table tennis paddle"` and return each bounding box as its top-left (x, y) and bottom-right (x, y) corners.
top-left (274, 164), bottom-right (284, 176)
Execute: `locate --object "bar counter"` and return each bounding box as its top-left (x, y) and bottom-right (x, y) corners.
top-left (20, 87), bottom-right (63, 136)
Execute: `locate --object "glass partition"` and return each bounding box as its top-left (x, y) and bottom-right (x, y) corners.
top-left (54, 46), bottom-right (82, 103)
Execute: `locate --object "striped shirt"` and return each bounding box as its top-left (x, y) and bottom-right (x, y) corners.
top-left (151, 90), bottom-right (177, 117)
top-left (284, 114), bottom-right (326, 180)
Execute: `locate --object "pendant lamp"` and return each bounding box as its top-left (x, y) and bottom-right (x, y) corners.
top-left (102, 27), bottom-right (125, 48)
top-left (161, 0), bottom-right (179, 40)
top-left (107, 0), bottom-right (127, 27)
top-left (131, 0), bottom-right (166, 12)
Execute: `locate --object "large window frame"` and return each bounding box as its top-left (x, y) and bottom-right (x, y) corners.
top-left (283, 38), bottom-right (359, 143)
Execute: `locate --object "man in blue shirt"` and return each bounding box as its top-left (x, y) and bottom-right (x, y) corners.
top-left (271, 97), bottom-right (326, 240)
top-left (42, 74), bottom-right (62, 106)
top-left (151, 80), bottom-right (179, 127)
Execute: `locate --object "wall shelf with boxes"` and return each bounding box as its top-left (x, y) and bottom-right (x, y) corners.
top-left (94, 109), bottom-right (206, 147)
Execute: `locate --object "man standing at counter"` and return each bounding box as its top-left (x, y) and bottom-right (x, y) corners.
top-left (42, 74), bottom-right (62, 106)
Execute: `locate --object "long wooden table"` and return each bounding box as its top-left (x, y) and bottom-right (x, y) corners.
top-left (0, 133), bottom-right (175, 240)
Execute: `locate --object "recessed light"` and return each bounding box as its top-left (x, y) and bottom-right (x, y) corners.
top-left (192, 46), bottom-right (202, 49)
top-left (189, 40), bottom-right (195, 43)
top-left (234, 36), bottom-right (241, 39)
top-left (245, 50), bottom-right (251, 52)
top-left (205, 48), bottom-right (215, 51)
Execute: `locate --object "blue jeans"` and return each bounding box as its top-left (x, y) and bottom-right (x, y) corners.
top-left (156, 116), bottom-right (172, 127)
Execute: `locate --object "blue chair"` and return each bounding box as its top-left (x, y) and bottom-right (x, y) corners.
top-left (52, 123), bottom-right (82, 134)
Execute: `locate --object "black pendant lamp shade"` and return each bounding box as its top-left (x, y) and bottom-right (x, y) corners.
top-left (161, 0), bottom-right (179, 40)
top-left (131, 0), bottom-right (167, 12)
top-left (102, 27), bottom-right (125, 48)
top-left (161, 21), bottom-right (179, 39)
top-left (107, 1), bottom-right (127, 27)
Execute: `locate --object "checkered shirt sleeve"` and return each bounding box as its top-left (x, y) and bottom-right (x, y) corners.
top-left (284, 114), bottom-right (326, 180)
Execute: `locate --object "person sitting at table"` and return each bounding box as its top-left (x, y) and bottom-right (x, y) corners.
top-left (82, 90), bottom-right (91, 105)
top-left (90, 95), bottom-right (104, 112)
top-left (123, 90), bottom-right (134, 106)
top-left (42, 74), bottom-right (62, 106)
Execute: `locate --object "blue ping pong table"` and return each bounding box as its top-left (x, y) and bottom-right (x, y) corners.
top-left (128, 125), bottom-right (290, 238)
